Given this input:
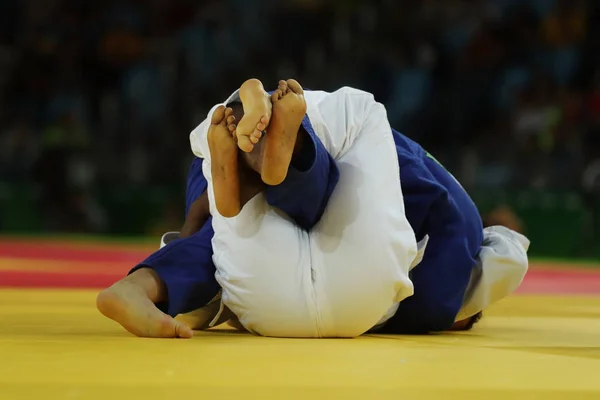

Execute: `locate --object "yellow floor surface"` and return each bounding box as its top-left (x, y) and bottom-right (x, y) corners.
top-left (0, 289), bottom-right (599, 400)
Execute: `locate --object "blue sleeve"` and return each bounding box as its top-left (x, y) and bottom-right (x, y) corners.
top-left (382, 157), bottom-right (481, 334)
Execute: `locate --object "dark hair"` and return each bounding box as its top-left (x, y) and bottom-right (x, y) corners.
top-left (461, 311), bottom-right (483, 331)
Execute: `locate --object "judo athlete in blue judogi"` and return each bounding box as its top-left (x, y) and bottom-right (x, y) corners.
top-left (97, 78), bottom-right (530, 338)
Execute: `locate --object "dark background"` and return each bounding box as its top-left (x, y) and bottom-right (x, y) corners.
top-left (0, 0), bottom-right (598, 256)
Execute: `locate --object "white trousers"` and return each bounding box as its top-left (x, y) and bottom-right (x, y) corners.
top-left (208, 125), bottom-right (416, 336)
top-left (181, 87), bottom-right (528, 336)
top-left (171, 225), bottom-right (530, 332)
top-left (191, 89), bottom-right (418, 338)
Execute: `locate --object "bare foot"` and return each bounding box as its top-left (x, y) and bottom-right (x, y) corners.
top-left (208, 105), bottom-right (241, 218)
top-left (261, 79), bottom-right (307, 185)
top-left (97, 280), bottom-right (193, 338)
top-left (236, 78), bottom-right (272, 153)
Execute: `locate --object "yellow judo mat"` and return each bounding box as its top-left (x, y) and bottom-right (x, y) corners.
top-left (1, 289), bottom-right (599, 400)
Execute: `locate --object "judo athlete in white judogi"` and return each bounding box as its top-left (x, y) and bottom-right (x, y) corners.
top-left (97, 79), bottom-right (530, 338)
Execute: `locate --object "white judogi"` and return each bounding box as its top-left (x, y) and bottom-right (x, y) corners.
top-left (168, 225), bottom-right (530, 332)
top-left (189, 87), bottom-right (419, 337)
top-left (176, 86), bottom-right (530, 336)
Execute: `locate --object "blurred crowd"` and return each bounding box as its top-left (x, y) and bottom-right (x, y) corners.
top-left (1, 0), bottom-right (599, 232)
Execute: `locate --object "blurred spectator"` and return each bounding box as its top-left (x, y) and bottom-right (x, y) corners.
top-left (0, 0), bottom-right (598, 233)
top-left (483, 205), bottom-right (525, 233)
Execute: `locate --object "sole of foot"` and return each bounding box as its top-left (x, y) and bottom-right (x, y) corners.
top-left (208, 105), bottom-right (241, 218)
top-left (260, 79), bottom-right (307, 186)
top-left (236, 78), bottom-right (272, 153)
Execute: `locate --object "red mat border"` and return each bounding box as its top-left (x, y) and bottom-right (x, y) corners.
top-left (1, 240), bottom-right (599, 293)
top-left (1, 268), bottom-right (599, 294)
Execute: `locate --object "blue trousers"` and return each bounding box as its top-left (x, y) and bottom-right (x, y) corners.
top-left (132, 118), bottom-right (483, 333)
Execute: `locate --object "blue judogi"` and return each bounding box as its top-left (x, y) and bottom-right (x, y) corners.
top-left (131, 114), bottom-right (483, 333)
top-left (379, 131), bottom-right (483, 333)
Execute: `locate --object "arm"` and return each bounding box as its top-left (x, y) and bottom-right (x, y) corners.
top-left (180, 191), bottom-right (210, 238)
top-left (180, 157), bottom-right (211, 238)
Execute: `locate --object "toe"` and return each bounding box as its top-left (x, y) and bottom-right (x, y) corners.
top-left (211, 105), bottom-right (226, 125)
top-left (222, 108), bottom-right (233, 126)
top-left (278, 81), bottom-right (289, 94)
top-left (175, 321), bottom-right (194, 339)
top-left (271, 89), bottom-right (283, 102)
top-left (238, 136), bottom-right (254, 152)
top-left (228, 123), bottom-right (236, 133)
top-left (286, 79), bottom-right (303, 95)
top-left (252, 129), bottom-right (263, 140)
top-left (250, 129), bottom-right (262, 144)
top-left (227, 115), bottom-right (236, 126)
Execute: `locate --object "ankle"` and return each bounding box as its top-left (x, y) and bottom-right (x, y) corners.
top-left (126, 268), bottom-right (167, 303)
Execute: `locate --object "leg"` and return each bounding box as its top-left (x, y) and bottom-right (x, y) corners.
top-left (209, 104), bottom-right (266, 218)
top-left (208, 105), bottom-right (241, 217)
top-left (309, 97), bottom-right (417, 337)
top-left (381, 132), bottom-right (485, 334)
top-left (260, 79), bottom-right (307, 185)
top-left (217, 90), bottom-right (416, 337)
top-left (156, 155), bottom-right (241, 331)
top-left (264, 82), bottom-right (339, 230)
top-left (97, 220), bottom-right (221, 338)
top-left (454, 226), bottom-right (530, 321)
top-left (225, 79), bottom-right (338, 230)
top-left (264, 125), bottom-right (339, 231)
top-left (97, 269), bottom-right (193, 338)
top-left (200, 96), bottom-right (317, 337)
top-left (239, 79), bottom-right (339, 230)
top-left (210, 192), bottom-right (317, 337)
